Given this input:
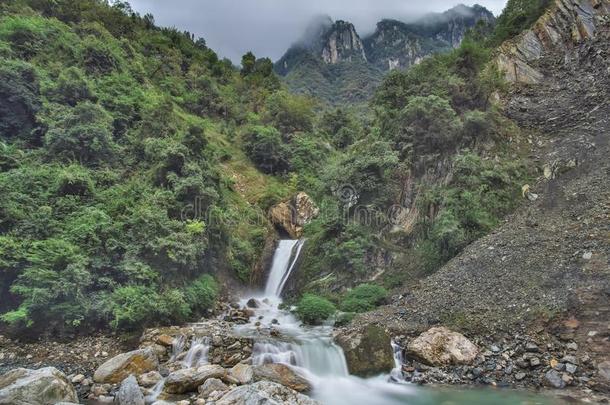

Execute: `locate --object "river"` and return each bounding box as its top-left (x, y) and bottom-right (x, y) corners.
top-left (232, 239), bottom-right (563, 405)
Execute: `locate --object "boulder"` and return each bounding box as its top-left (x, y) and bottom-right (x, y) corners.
top-left (115, 375), bottom-right (145, 405)
top-left (94, 348), bottom-right (159, 384)
top-left (253, 364), bottom-right (311, 392)
top-left (334, 324), bottom-right (395, 376)
top-left (230, 363), bottom-right (253, 385)
top-left (198, 377), bottom-right (229, 397)
top-left (137, 370), bottom-right (162, 388)
top-left (543, 369), bottom-right (565, 389)
top-left (217, 381), bottom-right (319, 405)
top-left (164, 364), bottom-right (226, 394)
top-left (269, 192), bottom-right (319, 238)
top-left (406, 327), bottom-right (478, 366)
top-left (0, 367), bottom-right (78, 405)
top-left (598, 361), bottom-right (610, 382)
top-left (156, 334), bottom-right (175, 347)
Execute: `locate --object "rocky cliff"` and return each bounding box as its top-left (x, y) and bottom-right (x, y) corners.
top-left (496, 0), bottom-right (610, 84)
top-left (365, 5), bottom-right (495, 71)
top-left (275, 5), bottom-right (495, 103)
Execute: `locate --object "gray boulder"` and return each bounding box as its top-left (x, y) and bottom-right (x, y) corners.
top-left (217, 381), bottom-right (319, 405)
top-left (334, 324), bottom-right (395, 376)
top-left (198, 377), bottom-right (229, 397)
top-left (94, 348), bottom-right (159, 384)
top-left (0, 367), bottom-right (78, 405)
top-left (406, 327), bottom-right (478, 366)
top-left (252, 364), bottom-right (311, 392)
top-left (164, 364), bottom-right (226, 394)
top-left (115, 375), bottom-right (144, 405)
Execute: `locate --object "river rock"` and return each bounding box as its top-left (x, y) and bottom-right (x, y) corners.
top-left (94, 348), bottom-right (159, 384)
top-left (335, 324), bottom-right (395, 376)
top-left (230, 364), bottom-right (253, 385)
top-left (406, 327), bottom-right (478, 366)
top-left (598, 361), bottom-right (610, 381)
top-left (115, 375), bottom-right (145, 405)
top-left (164, 364), bottom-right (226, 394)
top-left (0, 367), bottom-right (78, 405)
top-left (543, 369), bottom-right (566, 389)
top-left (217, 381), bottom-right (319, 405)
top-left (198, 377), bottom-right (229, 397)
top-left (253, 364), bottom-right (311, 392)
top-left (137, 370), bottom-right (162, 387)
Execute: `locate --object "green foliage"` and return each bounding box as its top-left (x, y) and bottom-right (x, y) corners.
top-left (295, 293), bottom-right (336, 325)
top-left (48, 66), bottom-right (95, 106)
top-left (185, 274), bottom-right (218, 313)
top-left (0, 58), bottom-right (41, 140)
top-left (340, 283), bottom-right (388, 313)
top-left (490, 0), bottom-right (552, 46)
top-left (319, 108), bottom-right (361, 149)
top-left (263, 91), bottom-right (315, 135)
top-left (243, 125), bottom-right (291, 174)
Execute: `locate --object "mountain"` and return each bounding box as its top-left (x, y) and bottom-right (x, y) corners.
top-left (275, 4), bottom-right (495, 104)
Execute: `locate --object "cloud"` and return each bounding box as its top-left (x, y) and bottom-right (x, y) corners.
top-left (128, 0), bottom-right (508, 62)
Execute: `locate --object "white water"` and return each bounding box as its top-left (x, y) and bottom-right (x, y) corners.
top-left (182, 336), bottom-right (210, 368)
top-left (237, 239), bottom-right (416, 405)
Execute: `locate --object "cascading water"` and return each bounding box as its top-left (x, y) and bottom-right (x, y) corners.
top-left (237, 239), bottom-right (417, 405)
top-left (182, 336), bottom-right (210, 368)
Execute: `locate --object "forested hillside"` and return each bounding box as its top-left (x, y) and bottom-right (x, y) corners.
top-left (0, 0), bottom-right (555, 337)
top-left (0, 0), bottom-right (322, 335)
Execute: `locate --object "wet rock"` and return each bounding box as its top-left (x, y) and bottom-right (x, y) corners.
top-left (253, 364), bottom-right (311, 392)
top-left (335, 325), bottom-right (395, 376)
top-left (406, 327), bottom-right (479, 366)
top-left (543, 369), bottom-right (565, 389)
top-left (94, 348), bottom-right (159, 384)
top-left (164, 364), bottom-right (226, 394)
top-left (230, 364), bottom-right (253, 385)
top-left (137, 371), bottom-right (162, 388)
top-left (0, 367), bottom-right (78, 405)
top-left (217, 381), bottom-right (319, 405)
top-left (246, 298), bottom-right (260, 309)
top-left (156, 335), bottom-right (174, 347)
top-left (115, 375), bottom-right (144, 405)
top-left (198, 377), bottom-right (229, 397)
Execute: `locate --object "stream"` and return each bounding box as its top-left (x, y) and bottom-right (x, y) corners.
top-left (233, 239), bottom-right (563, 405)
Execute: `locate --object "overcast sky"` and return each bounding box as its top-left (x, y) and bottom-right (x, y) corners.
top-left (128, 0), bottom-right (508, 63)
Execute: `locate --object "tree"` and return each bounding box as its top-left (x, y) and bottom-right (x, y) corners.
top-left (44, 102), bottom-right (117, 165)
top-left (240, 51), bottom-right (256, 76)
top-left (243, 125), bottom-right (291, 174)
top-left (264, 91), bottom-right (314, 135)
top-left (396, 95), bottom-right (463, 157)
top-left (0, 59), bottom-right (41, 140)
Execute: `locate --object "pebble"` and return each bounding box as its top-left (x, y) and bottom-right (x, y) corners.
top-left (515, 372), bottom-right (527, 381)
top-left (565, 363), bottom-right (577, 374)
top-left (566, 342), bottom-right (578, 351)
top-left (529, 357), bottom-right (541, 367)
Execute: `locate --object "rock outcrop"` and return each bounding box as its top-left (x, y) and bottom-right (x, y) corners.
top-left (0, 367), bottom-right (78, 405)
top-left (320, 21), bottom-right (367, 64)
top-left (93, 348), bottom-right (158, 384)
top-left (334, 324), bottom-right (395, 376)
top-left (217, 381), bottom-right (320, 405)
top-left (269, 192), bottom-right (319, 238)
top-left (406, 327), bottom-right (479, 366)
top-left (496, 0), bottom-right (610, 84)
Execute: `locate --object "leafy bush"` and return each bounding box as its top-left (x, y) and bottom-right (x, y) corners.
top-left (0, 58), bottom-right (41, 140)
top-left (185, 274), bottom-right (219, 313)
top-left (295, 294), bottom-right (336, 325)
top-left (243, 125), bottom-right (291, 174)
top-left (340, 284), bottom-right (388, 313)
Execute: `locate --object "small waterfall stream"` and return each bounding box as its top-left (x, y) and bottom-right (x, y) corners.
top-left (236, 239), bottom-right (417, 405)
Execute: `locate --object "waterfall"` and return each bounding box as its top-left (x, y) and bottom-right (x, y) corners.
top-left (170, 334), bottom-right (186, 361)
top-left (390, 340), bottom-right (405, 382)
top-left (182, 336), bottom-right (210, 368)
top-left (264, 239), bottom-right (304, 297)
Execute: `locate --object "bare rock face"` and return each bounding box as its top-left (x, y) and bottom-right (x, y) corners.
top-left (269, 192), bottom-right (319, 238)
top-left (93, 348), bottom-right (159, 384)
top-left (334, 324), bottom-right (395, 377)
top-left (217, 381), bottom-right (319, 405)
top-left (496, 0), bottom-right (610, 84)
top-left (115, 375), bottom-right (145, 405)
top-left (163, 364), bottom-right (226, 394)
top-left (252, 364), bottom-right (311, 392)
top-left (406, 327), bottom-right (478, 366)
top-left (320, 21), bottom-right (367, 64)
top-left (0, 367), bottom-right (78, 405)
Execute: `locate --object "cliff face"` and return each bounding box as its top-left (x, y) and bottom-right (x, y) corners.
top-left (275, 5), bottom-right (495, 104)
top-left (364, 5), bottom-right (496, 71)
top-left (496, 0), bottom-right (610, 84)
top-left (320, 21), bottom-right (367, 64)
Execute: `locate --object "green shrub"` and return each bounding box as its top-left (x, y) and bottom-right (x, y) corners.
top-left (243, 125), bottom-right (291, 174)
top-left (295, 294), bottom-right (336, 325)
top-left (0, 58), bottom-right (41, 140)
top-left (185, 274), bottom-right (218, 313)
top-left (340, 284), bottom-right (388, 313)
